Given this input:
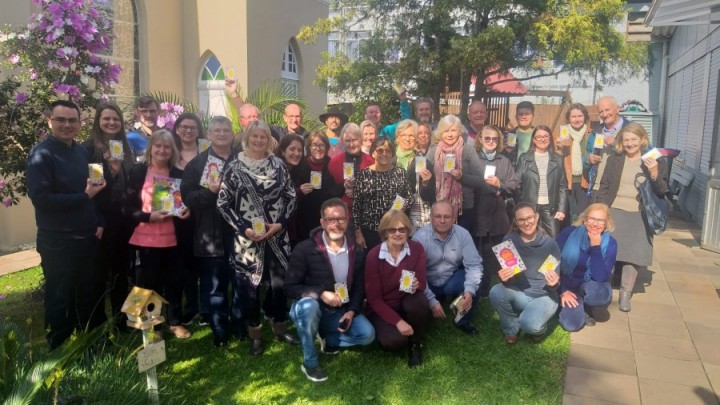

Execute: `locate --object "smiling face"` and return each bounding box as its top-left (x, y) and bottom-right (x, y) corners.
top-left (417, 124), bottom-right (431, 149)
top-left (48, 105), bottom-right (81, 145)
top-left (397, 127), bottom-right (416, 151)
top-left (516, 107), bottom-right (534, 129)
top-left (514, 207), bottom-right (539, 239)
top-left (326, 115), bottom-right (341, 131)
top-left (362, 125), bottom-right (377, 150)
top-left (480, 128), bottom-right (500, 152)
top-left (176, 118), bottom-right (200, 144)
top-left (532, 128), bottom-right (551, 152)
top-left (568, 108), bottom-right (586, 130)
top-left (283, 104), bottom-right (302, 133)
top-left (98, 108), bottom-right (122, 137)
top-left (137, 103), bottom-right (159, 130)
top-left (372, 141), bottom-right (394, 168)
top-left (598, 98), bottom-right (620, 128)
top-left (321, 205), bottom-right (348, 241)
top-left (416, 101), bottom-right (433, 123)
top-left (247, 128), bottom-right (269, 156)
top-left (308, 137), bottom-right (327, 162)
top-left (150, 138), bottom-right (173, 167)
top-left (208, 122), bottom-right (233, 149)
top-left (468, 102), bottom-right (488, 128)
top-left (282, 139), bottom-right (303, 167)
top-left (430, 203), bottom-right (453, 237)
top-left (343, 132), bottom-right (361, 155)
top-left (385, 219), bottom-right (409, 250)
top-left (365, 105), bottom-right (381, 125)
top-left (621, 131), bottom-right (643, 158)
top-left (442, 124), bottom-right (461, 146)
top-left (584, 208), bottom-right (608, 237)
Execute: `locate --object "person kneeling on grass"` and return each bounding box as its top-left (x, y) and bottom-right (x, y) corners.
top-left (412, 201), bottom-right (483, 335)
top-left (365, 209), bottom-right (430, 367)
top-left (489, 202), bottom-right (561, 344)
top-left (557, 203), bottom-right (617, 332)
top-left (285, 198), bottom-right (375, 382)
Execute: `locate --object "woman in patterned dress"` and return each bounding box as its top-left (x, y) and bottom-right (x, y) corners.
top-left (217, 120), bottom-right (299, 357)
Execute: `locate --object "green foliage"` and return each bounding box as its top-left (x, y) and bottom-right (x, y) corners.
top-left (298, 0), bottom-right (649, 119)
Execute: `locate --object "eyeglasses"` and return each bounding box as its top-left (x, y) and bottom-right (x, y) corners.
top-left (516, 215), bottom-right (537, 225)
top-left (386, 227), bottom-right (408, 235)
top-left (310, 144), bottom-right (326, 150)
top-left (586, 217), bottom-right (607, 225)
top-left (178, 125), bottom-right (198, 132)
top-left (483, 137), bottom-right (499, 143)
top-left (51, 117), bottom-right (80, 125)
top-left (534, 135), bottom-right (551, 140)
top-left (323, 217), bottom-right (347, 224)
top-left (374, 148), bottom-right (393, 155)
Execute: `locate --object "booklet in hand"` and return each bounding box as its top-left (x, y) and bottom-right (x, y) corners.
top-left (450, 294), bottom-right (468, 324)
top-left (492, 240), bottom-right (527, 274)
top-left (152, 176), bottom-right (186, 216)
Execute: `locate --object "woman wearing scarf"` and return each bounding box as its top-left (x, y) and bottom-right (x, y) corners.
top-left (557, 104), bottom-right (593, 221)
top-left (473, 125), bottom-right (519, 298)
top-left (427, 115), bottom-right (484, 232)
top-left (489, 202), bottom-right (562, 344)
top-left (328, 123), bottom-right (375, 223)
top-left (415, 122), bottom-right (432, 157)
top-left (217, 120), bottom-right (298, 357)
top-left (557, 203), bottom-right (617, 331)
top-left (394, 119), bottom-right (417, 170)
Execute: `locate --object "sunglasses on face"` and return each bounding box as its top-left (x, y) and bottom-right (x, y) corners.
top-left (386, 227), bottom-right (408, 235)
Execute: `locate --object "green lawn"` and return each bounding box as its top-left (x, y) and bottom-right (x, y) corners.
top-left (0, 267), bottom-right (570, 404)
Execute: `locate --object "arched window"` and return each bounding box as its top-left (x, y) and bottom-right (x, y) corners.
top-left (198, 54), bottom-right (230, 117)
top-left (281, 41), bottom-right (299, 97)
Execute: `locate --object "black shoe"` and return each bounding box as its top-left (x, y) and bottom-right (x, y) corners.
top-left (275, 332), bottom-right (300, 345)
top-left (408, 343), bottom-right (423, 368)
top-left (250, 339), bottom-right (263, 357)
top-left (320, 338), bottom-right (340, 355)
top-left (456, 323), bottom-right (479, 336)
top-left (528, 333), bottom-right (546, 343)
top-left (198, 313), bottom-right (210, 327)
top-left (181, 313), bottom-right (196, 326)
top-left (234, 331), bottom-right (247, 342)
top-left (213, 336), bottom-right (228, 347)
top-left (584, 314), bottom-right (597, 327)
top-left (301, 364), bottom-right (328, 382)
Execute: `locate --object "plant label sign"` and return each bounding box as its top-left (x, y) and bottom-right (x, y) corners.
top-left (138, 339), bottom-right (166, 373)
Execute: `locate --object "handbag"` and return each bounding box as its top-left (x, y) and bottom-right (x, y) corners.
top-left (635, 173), bottom-right (669, 235)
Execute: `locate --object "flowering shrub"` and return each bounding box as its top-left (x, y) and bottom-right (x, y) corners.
top-left (0, 0), bottom-right (121, 206)
top-left (131, 101), bottom-right (186, 132)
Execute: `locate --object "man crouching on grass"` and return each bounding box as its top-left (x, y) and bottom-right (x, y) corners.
top-left (285, 198), bottom-right (375, 382)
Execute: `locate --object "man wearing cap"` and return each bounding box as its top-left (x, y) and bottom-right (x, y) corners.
top-left (319, 106), bottom-right (349, 158)
top-left (502, 100), bottom-right (535, 163)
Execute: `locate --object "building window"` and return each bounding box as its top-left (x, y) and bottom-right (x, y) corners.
top-left (281, 41), bottom-right (299, 97)
top-left (327, 30), bottom-right (368, 61)
top-left (198, 54), bottom-right (229, 117)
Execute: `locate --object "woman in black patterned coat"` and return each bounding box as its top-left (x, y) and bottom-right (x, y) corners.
top-left (353, 137), bottom-right (414, 250)
top-left (217, 120), bottom-right (299, 357)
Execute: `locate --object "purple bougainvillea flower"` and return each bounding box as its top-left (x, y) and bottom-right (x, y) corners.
top-left (8, 54), bottom-right (20, 64)
top-left (15, 92), bottom-right (27, 104)
top-left (2, 198), bottom-right (12, 208)
top-left (0, 178), bottom-right (5, 189)
top-left (0, 294), bottom-right (6, 300)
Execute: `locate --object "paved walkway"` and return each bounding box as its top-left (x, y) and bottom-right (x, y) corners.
top-left (563, 215), bottom-right (720, 404)
top-left (0, 248), bottom-right (39, 276)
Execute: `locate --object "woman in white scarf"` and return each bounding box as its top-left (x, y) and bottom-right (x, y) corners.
top-left (557, 103), bottom-right (592, 222)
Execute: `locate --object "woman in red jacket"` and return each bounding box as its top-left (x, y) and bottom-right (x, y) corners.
top-left (364, 210), bottom-right (429, 368)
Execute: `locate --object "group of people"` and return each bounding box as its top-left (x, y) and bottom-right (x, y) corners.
top-left (25, 90), bottom-right (667, 383)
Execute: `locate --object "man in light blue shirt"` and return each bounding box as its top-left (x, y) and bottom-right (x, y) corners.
top-left (412, 201), bottom-right (484, 335)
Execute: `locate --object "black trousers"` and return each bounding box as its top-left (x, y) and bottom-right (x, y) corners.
top-left (135, 246), bottom-right (184, 326)
top-left (238, 247), bottom-right (289, 327)
top-left (537, 204), bottom-right (559, 239)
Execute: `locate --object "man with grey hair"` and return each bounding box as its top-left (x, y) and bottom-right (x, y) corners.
top-left (414, 97), bottom-right (435, 125)
top-left (586, 96), bottom-right (631, 200)
top-left (465, 100), bottom-right (488, 141)
top-left (180, 115), bottom-right (242, 347)
top-left (412, 201), bottom-right (484, 335)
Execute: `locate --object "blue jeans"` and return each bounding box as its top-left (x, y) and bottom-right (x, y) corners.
top-left (559, 280), bottom-right (612, 332)
top-left (429, 269), bottom-right (478, 326)
top-left (289, 297), bottom-right (375, 369)
top-left (489, 284), bottom-right (558, 337)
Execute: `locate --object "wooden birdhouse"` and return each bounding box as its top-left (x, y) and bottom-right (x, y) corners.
top-left (121, 287), bottom-right (168, 330)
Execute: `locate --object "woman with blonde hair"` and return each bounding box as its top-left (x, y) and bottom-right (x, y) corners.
top-left (364, 210), bottom-right (429, 367)
top-left (558, 203), bottom-right (618, 331)
top-left (125, 129), bottom-right (192, 339)
top-left (394, 119), bottom-right (418, 170)
top-left (597, 123), bottom-right (668, 312)
top-left (217, 120), bottom-right (298, 356)
top-left (360, 120), bottom-right (378, 155)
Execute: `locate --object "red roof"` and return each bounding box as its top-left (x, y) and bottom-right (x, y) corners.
top-left (482, 70), bottom-right (528, 95)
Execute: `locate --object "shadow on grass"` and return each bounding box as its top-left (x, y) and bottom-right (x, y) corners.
top-left (158, 300), bottom-right (569, 404)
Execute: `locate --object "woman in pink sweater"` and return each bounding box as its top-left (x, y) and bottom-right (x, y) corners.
top-left (364, 210), bottom-right (429, 367)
